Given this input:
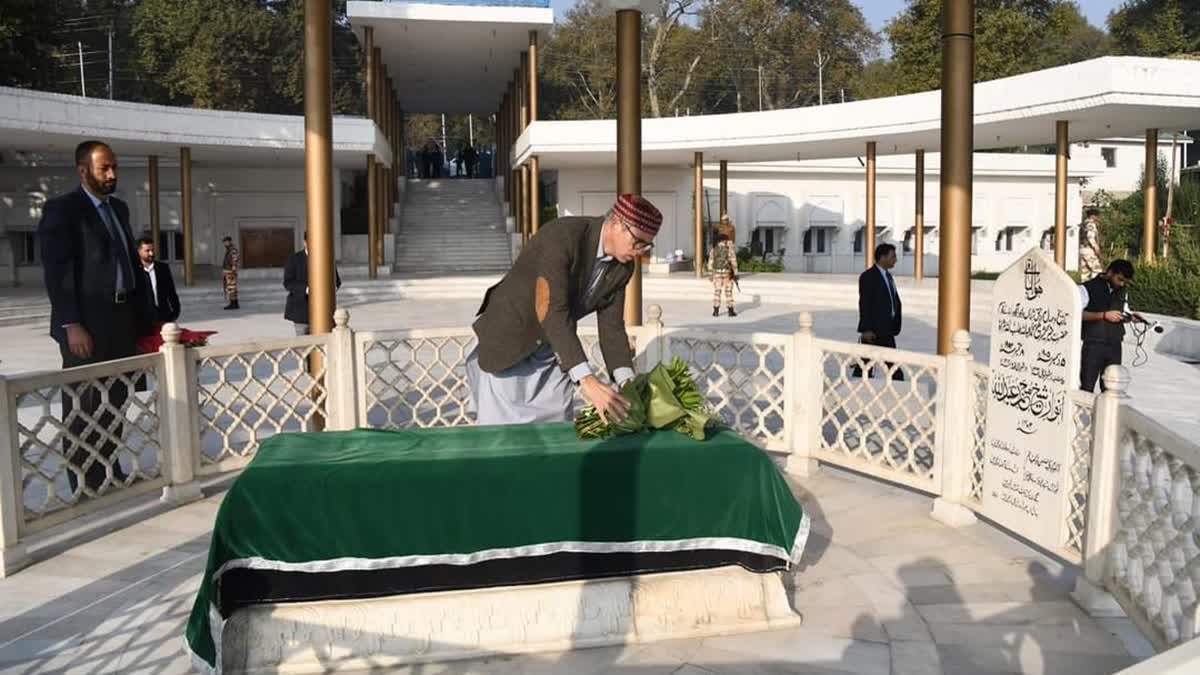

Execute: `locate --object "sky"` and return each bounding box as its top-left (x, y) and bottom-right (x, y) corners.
top-left (548, 0), bottom-right (1128, 33)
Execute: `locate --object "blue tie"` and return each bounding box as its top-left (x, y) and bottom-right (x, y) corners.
top-left (98, 201), bottom-right (132, 293)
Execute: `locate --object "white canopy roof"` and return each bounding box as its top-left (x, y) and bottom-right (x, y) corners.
top-left (0, 87), bottom-right (391, 168)
top-left (347, 1), bottom-right (554, 115)
top-left (515, 57), bottom-right (1200, 169)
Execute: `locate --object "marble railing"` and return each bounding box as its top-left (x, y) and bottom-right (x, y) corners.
top-left (1, 306), bottom-right (1198, 659)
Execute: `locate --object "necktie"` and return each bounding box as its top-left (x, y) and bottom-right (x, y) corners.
top-left (98, 201), bottom-right (132, 293)
top-left (585, 259), bottom-right (609, 301)
top-left (884, 271), bottom-right (896, 317)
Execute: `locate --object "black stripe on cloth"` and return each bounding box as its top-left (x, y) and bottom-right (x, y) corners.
top-left (215, 549), bottom-right (785, 617)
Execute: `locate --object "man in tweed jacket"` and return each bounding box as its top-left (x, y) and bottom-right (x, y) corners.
top-left (468, 193), bottom-right (662, 426)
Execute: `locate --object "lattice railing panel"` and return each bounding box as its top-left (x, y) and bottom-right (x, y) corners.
top-left (969, 366), bottom-right (989, 506)
top-left (1109, 425), bottom-right (1200, 648)
top-left (196, 345), bottom-right (327, 470)
top-left (665, 336), bottom-right (786, 446)
top-left (1065, 393), bottom-right (1096, 557)
top-left (15, 366), bottom-right (163, 526)
top-left (361, 335), bottom-right (475, 429)
top-left (816, 349), bottom-right (941, 490)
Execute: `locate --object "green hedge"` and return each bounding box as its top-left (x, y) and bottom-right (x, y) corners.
top-left (735, 246), bottom-right (784, 273)
top-left (1131, 260), bottom-right (1200, 320)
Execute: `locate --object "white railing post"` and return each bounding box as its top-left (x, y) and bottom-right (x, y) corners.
top-left (328, 309), bottom-right (358, 431)
top-left (159, 323), bottom-right (203, 506)
top-left (636, 304), bottom-right (665, 372)
top-left (1071, 365), bottom-right (1128, 617)
top-left (785, 312), bottom-right (820, 477)
top-left (0, 375), bottom-right (31, 577)
top-left (931, 329), bottom-right (979, 527)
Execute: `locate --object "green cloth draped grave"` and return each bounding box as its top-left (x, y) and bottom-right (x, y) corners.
top-left (186, 424), bottom-right (807, 673)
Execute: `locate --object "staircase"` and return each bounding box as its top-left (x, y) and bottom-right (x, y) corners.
top-left (393, 179), bottom-right (512, 275)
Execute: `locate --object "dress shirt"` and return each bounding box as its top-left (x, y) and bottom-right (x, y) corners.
top-left (877, 265), bottom-right (896, 317)
top-left (143, 262), bottom-right (158, 306)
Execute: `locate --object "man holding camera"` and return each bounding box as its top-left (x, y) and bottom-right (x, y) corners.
top-left (1079, 259), bottom-right (1143, 392)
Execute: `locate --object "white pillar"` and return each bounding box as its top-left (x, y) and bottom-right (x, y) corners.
top-left (327, 309), bottom-right (359, 430)
top-left (0, 376), bottom-right (31, 577)
top-left (159, 323), bottom-right (203, 506)
top-left (785, 312), bottom-right (821, 477)
top-left (1071, 365), bottom-right (1129, 617)
top-left (931, 329), bottom-right (979, 527)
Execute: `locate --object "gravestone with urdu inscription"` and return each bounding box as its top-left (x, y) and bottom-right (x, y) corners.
top-left (982, 248), bottom-right (1082, 548)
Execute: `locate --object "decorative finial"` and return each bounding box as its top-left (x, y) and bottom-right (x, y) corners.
top-left (647, 304), bottom-right (663, 324)
top-left (334, 308), bottom-right (349, 328)
top-left (1101, 365), bottom-right (1130, 397)
top-left (798, 312), bottom-right (813, 333)
top-left (161, 322), bottom-right (181, 345)
top-left (952, 329), bottom-right (971, 355)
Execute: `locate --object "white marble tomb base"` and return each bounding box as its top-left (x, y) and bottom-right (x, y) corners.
top-left (220, 566), bottom-right (802, 673)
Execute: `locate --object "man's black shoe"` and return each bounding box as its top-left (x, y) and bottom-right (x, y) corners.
top-left (727, 308), bottom-right (737, 317)
top-left (712, 307), bottom-right (720, 317)
top-left (224, 301), bottom-right (239, 310)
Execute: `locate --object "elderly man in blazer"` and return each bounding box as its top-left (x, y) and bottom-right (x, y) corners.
top-left (467, 193), bottom-right (662, 426)
top-left (39, 140), bottom-right (150, 495)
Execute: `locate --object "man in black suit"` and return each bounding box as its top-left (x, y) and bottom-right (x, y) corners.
top-left (283, 231), bottom-right (341, 335)
top-left (136, 237), bottom-right (181, 324)
top-left (855, 243), bottom-right (904, 381)
top-left (38, 140), bottom-right (150, 496)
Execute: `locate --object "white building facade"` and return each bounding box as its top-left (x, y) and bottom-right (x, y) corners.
top-left (554, 151), bottom-right (1103, 275)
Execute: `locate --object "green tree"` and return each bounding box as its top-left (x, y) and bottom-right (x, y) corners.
top-left (269, 0), bottom-right (364, 115)
top-left (1108, 0), bottom-right (1200, 57)
top-left (698, 0), bottom-right (878, 112)
top-left (541, 0), bottom-right (620, 120)
top-left (0, 1), bottom-right (77, 91)
top-left (132, 0), bottom-right (278, 111)
top-left (883, 0), bottom-right (1108, 95)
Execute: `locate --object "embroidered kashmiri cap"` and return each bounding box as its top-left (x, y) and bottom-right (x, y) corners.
top-left (613, 193), bottom-right (663, 237)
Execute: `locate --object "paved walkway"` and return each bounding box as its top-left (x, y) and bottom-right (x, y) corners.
top-left (2, 286), bottom-right (1197, 440)
top-left (0, 467), bottom-right (1154, 675)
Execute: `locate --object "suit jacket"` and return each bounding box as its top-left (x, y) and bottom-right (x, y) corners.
top-left (857, 266), bottom-right (902, 338)
top-left (38, 186), bottom-right (150, 346)
top-left (283, 250), bottom-right (341, 324)
top-left (142, 261), bottom-right (181, 324)
top-left (473, 216), bottom-right (633, 377)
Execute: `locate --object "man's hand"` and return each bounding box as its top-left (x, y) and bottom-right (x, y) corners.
top-left (861, 331), bottom-right (877, 344)
top-left (1103, 310), bottom-right (1124, 324)
top-left (580, 375), bottom-right (631, 425)
top-left (66, 324), bottom-right (93, 360)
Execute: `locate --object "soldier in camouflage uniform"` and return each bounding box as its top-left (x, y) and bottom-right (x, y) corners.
top-left (707, 220), bottom-right (738, 317)
top-left (1079, 210), bottom-right (1104, 279)
top-left (222, 236), bottom-right (240, 310)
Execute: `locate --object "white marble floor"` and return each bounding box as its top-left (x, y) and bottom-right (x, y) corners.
top-left (0, 466), bottom-right (1155, 674)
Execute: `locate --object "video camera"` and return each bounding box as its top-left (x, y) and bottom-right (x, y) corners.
top-left (1121, 312), bottom-right (1165, 334)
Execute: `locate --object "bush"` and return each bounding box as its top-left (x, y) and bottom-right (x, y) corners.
top-left (1093, 180), bottom-right (1200, 319)
top-left (736, 245), bottom-right (784, 273)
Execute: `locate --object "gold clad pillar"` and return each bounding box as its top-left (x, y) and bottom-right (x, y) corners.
top-left (304, 0), bottom-right (335, 336)
top-left (519, 164), bottom-right (529, 243)
top-left (528, 30), bottom-right (539, 123)
top-left (617, 7), bottom-right (643, 326)
top-left (914, 149), bottom-right (925, 281)
top-left (530, 155), bottom-right (541, 235)
top-left (865, 141), bottom-right (877, 268)
top-left (364, 27), bottom-right (377, 279)
top-left (1054, 121), bottom-right (1069, 269)
top-left (1143, 129), bottom-right (1158, 263)
top-left (936, 0), bottom-right (974, 355)
top-left (719, 160), bottom-right (728, 221)
top-left (528, 30), bottom-right (539, 235)
top-left (694, 152), bottom-right (703, 278)
top-left (180, 147), bottom-right (193, 287)
top-left (148, 155), bottom-right (160, 253)
top-left (384, 74), bottom-right (393, 246)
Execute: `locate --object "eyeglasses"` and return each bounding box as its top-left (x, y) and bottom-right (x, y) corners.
top-left (622, 221), bottom-right (654, 252)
